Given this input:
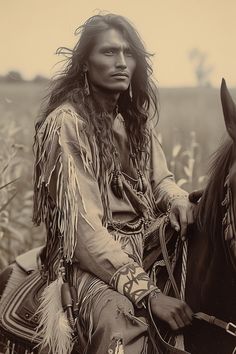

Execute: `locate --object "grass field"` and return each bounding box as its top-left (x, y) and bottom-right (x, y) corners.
top-left (0, 82), bottom-right (235, 265)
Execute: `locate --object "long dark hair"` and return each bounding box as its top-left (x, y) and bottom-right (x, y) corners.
top-left (36, 14), bottom-right (158, 171)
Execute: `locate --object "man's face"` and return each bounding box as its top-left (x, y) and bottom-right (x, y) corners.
top-left (85, 28), bottom-right (136, 93)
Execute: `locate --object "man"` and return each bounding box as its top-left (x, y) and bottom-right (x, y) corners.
top-left (33, 14), bottom-right (194, 353)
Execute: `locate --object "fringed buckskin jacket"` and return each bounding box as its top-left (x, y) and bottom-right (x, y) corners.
top-left (33, 102), bottom-right (187, 318)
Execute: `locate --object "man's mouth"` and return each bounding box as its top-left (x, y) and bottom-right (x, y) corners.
top-left (111, 72), bottom-right (129, 78)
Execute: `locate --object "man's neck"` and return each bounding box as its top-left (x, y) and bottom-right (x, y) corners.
top-left (90, 84), bottom-right (120, 115)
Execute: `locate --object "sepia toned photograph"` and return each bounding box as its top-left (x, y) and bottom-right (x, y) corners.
top-left (0, 1), bottom-right (235, 353)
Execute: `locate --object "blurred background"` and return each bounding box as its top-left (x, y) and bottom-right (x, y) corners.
top-left (0, 0), bottom-right (236, 267)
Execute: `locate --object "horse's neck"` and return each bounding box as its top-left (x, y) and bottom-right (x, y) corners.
top-left (187, 221), bottom-right (236, 321)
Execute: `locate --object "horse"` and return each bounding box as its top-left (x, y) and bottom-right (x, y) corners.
top-left (182, 78), bottom-right (236, 353)
top-left (0, 79), bottom-right (235, 354)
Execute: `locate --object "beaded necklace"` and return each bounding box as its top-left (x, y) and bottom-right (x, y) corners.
top-left (108, 106), bottom-right (148, 199)
top-left (110, 145), bottom-right (148, 199)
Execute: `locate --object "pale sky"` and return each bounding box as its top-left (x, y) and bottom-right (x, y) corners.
top-left (1, 0), bottom-right (236, 87)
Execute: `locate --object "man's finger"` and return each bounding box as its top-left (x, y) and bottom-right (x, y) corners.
top-left (169, 212), bottom-right (180, 232)
top-left (168, 318), bottom-right (179, 331)
top-left (187, 207), bottom-right (194, 224)
top-left (173, 313), bottom-right (186, 328)
top-left (176, 302), bottom-right (192, 326)
top-left (184, 304), bottom-right (193, 322)
top-left (179, 310), bottom-right (192, 326)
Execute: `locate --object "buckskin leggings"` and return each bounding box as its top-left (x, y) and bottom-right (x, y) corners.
top-left (77, 288), bottom-right (156, 354)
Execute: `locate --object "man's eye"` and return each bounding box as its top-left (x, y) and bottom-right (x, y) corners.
top-left (125, 50), bottom-right (133, 57)
top-left (104, 50), bottom-right (114, 55)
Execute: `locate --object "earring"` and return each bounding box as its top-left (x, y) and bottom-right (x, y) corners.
top-left (84, 71), bottom-right (90, 96)
top-left (129, 83), bottom-right (133, 101)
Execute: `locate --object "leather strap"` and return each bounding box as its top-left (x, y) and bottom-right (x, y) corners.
top-left (193, 312), bottom-right (236, 337)
top-left (143, 215), bottom-right (174, 272)
top-left (146, 216), bottom-right (189, 353)
top-left (159, 217), bottom-right (181, 299)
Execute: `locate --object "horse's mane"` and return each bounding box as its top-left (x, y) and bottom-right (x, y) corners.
top-left (197, 137), bottom-right (233, 241)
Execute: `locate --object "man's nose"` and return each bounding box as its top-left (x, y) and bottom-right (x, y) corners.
top-left (116, 52), bottom-right (127, 69)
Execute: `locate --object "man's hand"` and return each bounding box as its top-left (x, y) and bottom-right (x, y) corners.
top-left (169, 197), bottom-right (196, 241)
top-left (150, 292), bottom-right (193, 331)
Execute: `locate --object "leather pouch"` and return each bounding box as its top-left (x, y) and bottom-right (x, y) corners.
top-left (0, 270), bottom-right (46, 344)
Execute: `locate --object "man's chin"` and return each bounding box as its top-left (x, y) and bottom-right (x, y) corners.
top-left (108, 84), bottom-right (129, 93)
top-left (92, 82), bottom-right (129, 94)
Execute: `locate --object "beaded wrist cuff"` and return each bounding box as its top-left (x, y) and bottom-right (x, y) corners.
top-left (149, 287), bottom-right (162, 299)
top-left (110, 263), bottom-right (157, 307)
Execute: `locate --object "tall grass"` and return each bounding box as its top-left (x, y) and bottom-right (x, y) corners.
top-left (0, 111), bottom-right (44, 269)
top-left (168, 131), bottom-right (207, 191)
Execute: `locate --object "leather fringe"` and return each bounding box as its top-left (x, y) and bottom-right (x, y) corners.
top-left (0, 333), bottom-right (35, 354)
top-left (33, 106), bottom-right (113, 278)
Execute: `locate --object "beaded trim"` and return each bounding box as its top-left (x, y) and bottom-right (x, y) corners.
top-left (110, 263), bottom-right (157, 306)
top-left (222, 174), bottom-right (236, 270)
top-left (108, 217), bottom-right (145, 235)
top-left (110, 144), bottom-right (148, 200)
top-left (149, 287), bottom-right (162, 299)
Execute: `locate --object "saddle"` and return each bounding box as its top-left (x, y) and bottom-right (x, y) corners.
top-left (0, 247), bottom-right (45, 347)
